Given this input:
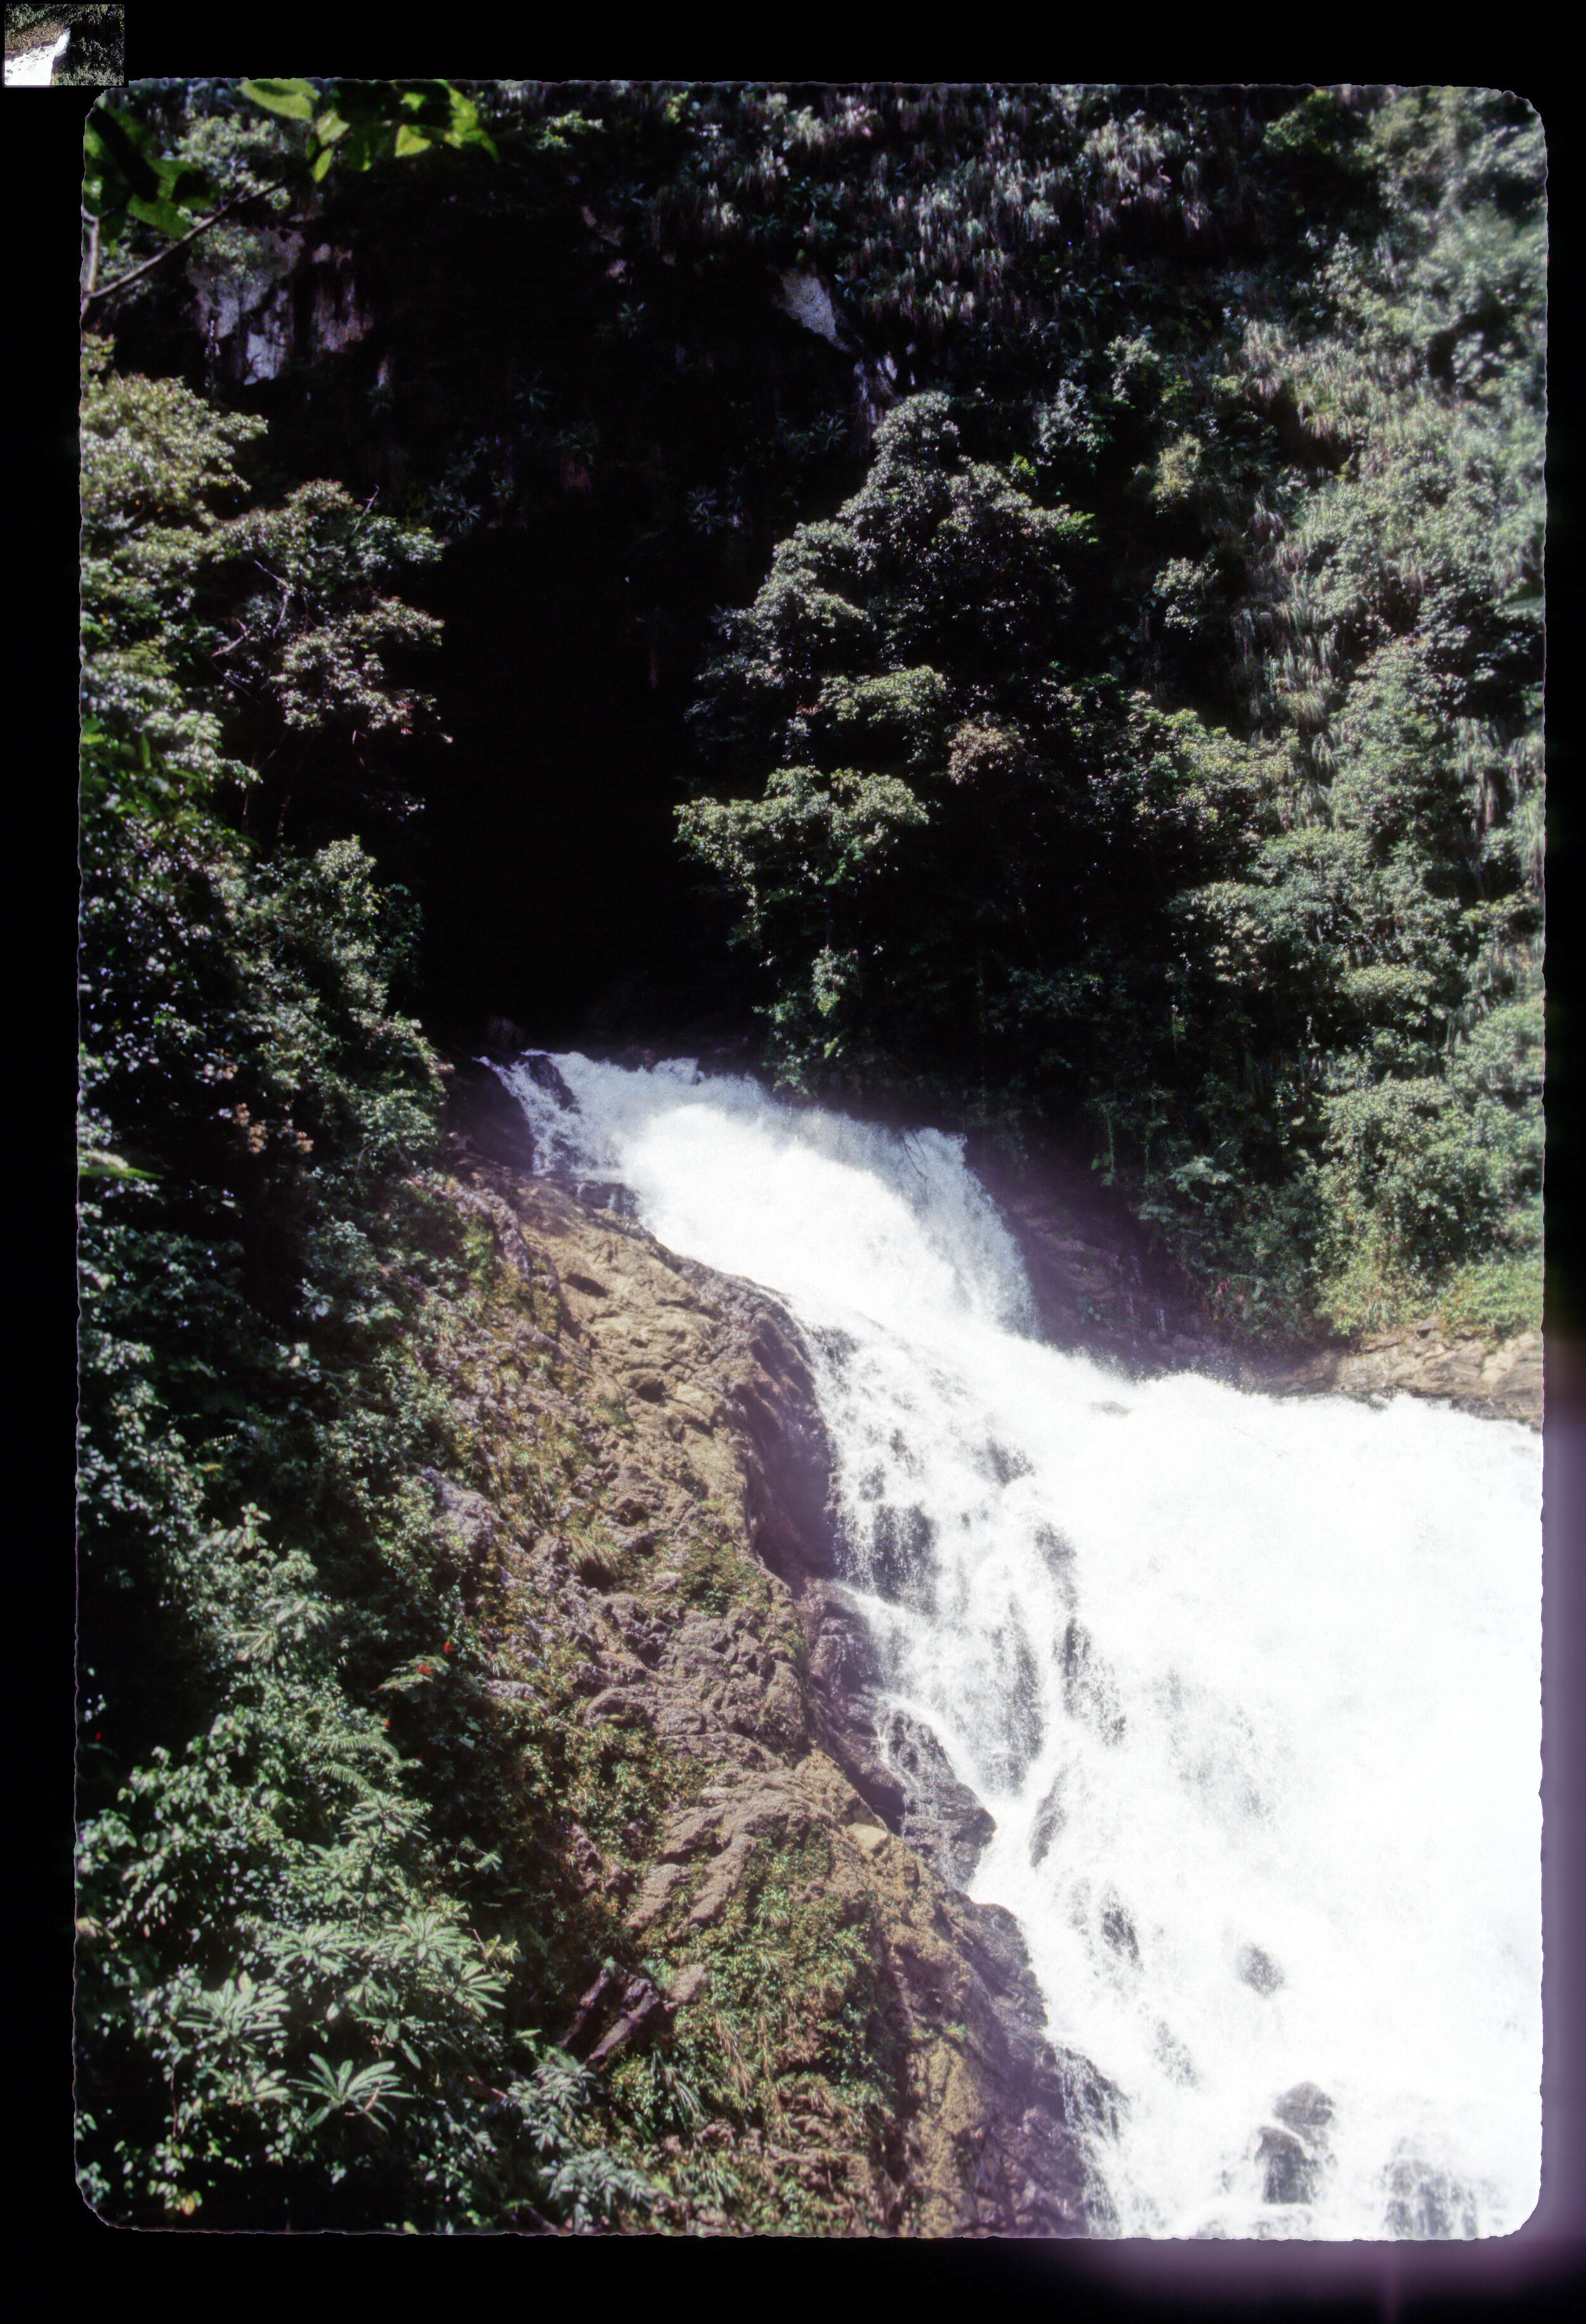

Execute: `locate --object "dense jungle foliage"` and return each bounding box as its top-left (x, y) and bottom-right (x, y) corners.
top-left (75, 336), bottom-right (669, 2231)
top-left (77, 82), bottom-right (1544, 2229)
top-left (670, 86), bottom-right (1545, 1339)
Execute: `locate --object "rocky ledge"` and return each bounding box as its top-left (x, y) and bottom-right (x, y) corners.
top-left (973, 1141), bottom-right (1542, 1431)
top-left (436, 1060), bottom-right (1117, 2235)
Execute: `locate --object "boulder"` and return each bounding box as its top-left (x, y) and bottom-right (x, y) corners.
top-left (1257, 2124), bottom-right (1320, 2204)
top-left (882, 1705), bottom-right (997, 1889)
top-left (1257, 2080), bottom-right (1335, 2206)
top-left (1237, 1943), bottom-right (1285, 1995)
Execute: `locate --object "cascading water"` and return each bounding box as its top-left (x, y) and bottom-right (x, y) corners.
top-left (500, 1051), bottom-right (1542, 2240)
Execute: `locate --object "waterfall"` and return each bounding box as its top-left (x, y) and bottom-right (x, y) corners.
top-left (4, 28), bottom-right (69, 84)
top-left (499, 1051), bottom-right (1542, 2240)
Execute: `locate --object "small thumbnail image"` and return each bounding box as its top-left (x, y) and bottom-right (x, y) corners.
top-left (4, 6), bottom-right (124, 87)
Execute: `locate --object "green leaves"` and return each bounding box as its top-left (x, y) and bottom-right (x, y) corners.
top-left (84, 105), bottom-right (218, 242)
top-left (75, 344), bottom-right (537, 2229)
top-left (82, 80), bottom-right (497, 322)
top-left (239, 79), bottom-right (499, 182)
top-left (236, 79), bottom-right (318, 124)
top-left (292, 2052), bottom-right (407, 2130)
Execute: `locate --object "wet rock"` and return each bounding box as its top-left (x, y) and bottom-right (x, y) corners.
top-left (1255, 2080), bottom-right (1334, 2206)
top-left (961, 1899), bottom-right (1044, 2011)
top-left (1056, 2048), bottom-right (1125, 2145)
top-left (966, 1136), bottom-right (1205, 1378)
top-left (863, 1502), bottom-right (938, 1614)
top-left (1061, 1619), bottom-right (1127, 1745)
top-left (716, 1300), bottom-right (839, 1583)
top-left (1153, 2022), bottom-right (1197, 2085)
top-left (1383, 2151), bottom-right (1479, 2238)
top-left (980, 1439), bottom-right (1034, 1485)
top-left (421, 1134), bottom-right (1112, 2236)
top-left (444, 1056), bottom-right (539, 1172)
top-left (819, 1726), bottom-right (908, 1830)
top-left (801, 1585), bottom-right (908, 1825)
top-left (1237, 1942), bottom-right (1285, 1994)
top-left (1257, 2124), bottom-right (1320, 2203)
top-left (807, 1585), bottom-right (883, 1698)
top-left (1274, 2080), bottom-right (1334, 2133)
top-left (1028, 1775), bottom-right (1066, 1867)
top-left (964, 1132), bottom-right (1541, 1428)
top-left (882, 1706), bottom-right (997, 1889)
top-left (1100, 1901), bottom-right (1140, 1964)
top-left (986, 1615), bottom-right (1045, 1789)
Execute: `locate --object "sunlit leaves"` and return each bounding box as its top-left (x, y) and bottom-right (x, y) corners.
top-left (238, 77), bottom-right (499, 181)
top-left (292, 2053), bottom-right (406, 2130)
top-left (239, 79), bottom-right (318, 124)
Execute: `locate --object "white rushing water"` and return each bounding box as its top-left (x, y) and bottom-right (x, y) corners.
top-left (4, 30), bottom-right (69, 84)
top-left (501, 1051), bottom-right (1542, 2240)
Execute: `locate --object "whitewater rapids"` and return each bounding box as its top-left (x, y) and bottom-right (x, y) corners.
top-left (499, 1051), bottom-right (1542, 2240)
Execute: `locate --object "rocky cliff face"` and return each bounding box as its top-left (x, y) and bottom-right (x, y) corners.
top-left (435, 1065), bottom-right (1115, 2234)
top-left (973, 1141), bottom-right (1542, 1431)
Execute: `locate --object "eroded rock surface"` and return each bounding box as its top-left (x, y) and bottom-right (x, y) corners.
top-left (1249, 1323), bottom-right (1543, 1428)
top-left (971, 1139), bottom-right (1542, 1430)
top-left (436, 1073), bottom-right (1114, 2235)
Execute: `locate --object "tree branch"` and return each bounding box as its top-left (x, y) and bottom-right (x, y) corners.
top-left (81, 182), bottom-right (298, 322)
top-left (81, 209), bottom-right (102, 309)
